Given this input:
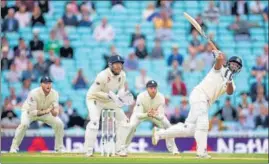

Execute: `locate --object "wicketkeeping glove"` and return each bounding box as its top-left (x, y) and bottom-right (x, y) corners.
top-left (108, 91), bottom-right (125, 107)
top-left (117, 90), bottom-right (134, 106)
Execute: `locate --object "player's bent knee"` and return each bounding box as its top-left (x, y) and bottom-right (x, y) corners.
top-left (183, 123), bottom-right (196, 136)
top-left (86, 120), bottom-right (99, 130)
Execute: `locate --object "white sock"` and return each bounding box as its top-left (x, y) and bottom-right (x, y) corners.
top-left (194, 130), bottom-right (208, 156)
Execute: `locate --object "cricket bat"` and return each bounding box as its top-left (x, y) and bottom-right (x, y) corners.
top-left (183, 12), bottom-right (218, 50)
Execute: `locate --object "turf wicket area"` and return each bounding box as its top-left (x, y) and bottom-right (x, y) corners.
top-left (1, 153), bottom-right (268, 163)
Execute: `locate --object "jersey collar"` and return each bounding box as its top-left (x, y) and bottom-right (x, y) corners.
top-left (39, 87), bottom-right (51, 97)
top-left (146, 91), bottom-right (157, 100)
top-left (107, 68), bottom-right (118, 77)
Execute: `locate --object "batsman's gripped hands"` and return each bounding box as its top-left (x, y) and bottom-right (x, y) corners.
top-left (212, 50), bottom-right (224, 59)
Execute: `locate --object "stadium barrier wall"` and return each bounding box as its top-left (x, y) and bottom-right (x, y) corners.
top-left (1, 136), bottom-right (268, 154)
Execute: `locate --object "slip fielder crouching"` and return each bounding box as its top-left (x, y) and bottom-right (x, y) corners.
top-left (10, 76), bottom-right (64, 153)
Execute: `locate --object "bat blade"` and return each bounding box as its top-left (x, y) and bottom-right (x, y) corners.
top-left (183, 12), bottom-right (207, 38)
top-left (183, 12), bottom-right (218, 50)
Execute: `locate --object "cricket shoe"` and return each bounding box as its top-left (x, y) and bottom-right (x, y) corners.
top-left (152, 127), bottom-right (160, 146)
top-left (172, 150), bottom-right (180, 155)
top-left (196, 154), bottom-right (212, 159)
top-left (55, 149), bottom-right (65, 153)
top-left (85, 148), bottom-right (94, 157)
top-left (118, 147), bottom-right (128, 157)
top-left (55, 146), bottom-right (66, 153)
top-left (9, 147), bottom-right (18, 153)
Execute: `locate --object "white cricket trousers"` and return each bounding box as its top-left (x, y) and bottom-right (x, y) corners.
top-left (156, 88), bottom-right (210, 156)
top-left (84, 99), bottom-right (129, 153)
top-left (10, 110), bottom-right (64, 151)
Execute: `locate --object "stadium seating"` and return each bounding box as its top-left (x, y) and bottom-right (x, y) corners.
top-left (1, 1), bottom-right (268, 131)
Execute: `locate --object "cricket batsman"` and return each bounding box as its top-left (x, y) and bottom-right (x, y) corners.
top-left (10, 76), bottom-right (64, 153)
top-left (152, 51), bottom-right (243, 158)
top-left (84, 55), bottom-right (134, 157)
top-left (119, 80), bottom-right (179, 156)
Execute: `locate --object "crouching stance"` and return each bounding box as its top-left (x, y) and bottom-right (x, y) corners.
top-left (10, 76), bottom-right (64, 153)
top-left (120, 80), bottom-right (179, 156)
top-left (84, 55), bottom-right (134, 157)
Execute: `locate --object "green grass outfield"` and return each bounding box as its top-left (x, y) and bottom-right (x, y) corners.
top-left (1, 153), bottom-right (268, 164)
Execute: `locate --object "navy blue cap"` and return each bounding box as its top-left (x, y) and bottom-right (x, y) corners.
top-left (40, 76), bottom-right (53, 83)
top-left (146, 80), bottom-right (158, 88)
top-left (108, 55), bottom-right (124, 65)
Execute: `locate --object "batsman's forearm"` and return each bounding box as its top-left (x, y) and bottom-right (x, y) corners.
top-left (226, 82), bottom-right (234, 95)
top-left (214, 54), bottom-right (224, 70)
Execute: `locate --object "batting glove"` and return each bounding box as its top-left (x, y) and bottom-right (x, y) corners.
top-left (212, 50), bottom-right (222, 59)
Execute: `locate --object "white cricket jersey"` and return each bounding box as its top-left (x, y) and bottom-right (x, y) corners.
top-left (195, 66), bottom-right (236, 105)
top-left (86, 68), bottom-right (126, 103)
top-left (134, 91), bottom-right (165, 120)
top-left (22, 87), bottom-right (59, 112)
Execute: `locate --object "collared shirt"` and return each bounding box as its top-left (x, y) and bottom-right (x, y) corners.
top-left (87, 68), bottom-right (126, 103)
top-left (134, 91), bottom-right (165, 120)
top-left (22, 87), bottom-right (59, 112)
top-left (195, 66), bottom-right (236, 105)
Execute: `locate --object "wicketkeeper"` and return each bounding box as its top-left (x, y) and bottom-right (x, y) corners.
top-left (84, 55), bottom-right (134, 157)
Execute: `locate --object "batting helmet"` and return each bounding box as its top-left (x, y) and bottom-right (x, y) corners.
top-left (228, 56), bottom-right (243, 73)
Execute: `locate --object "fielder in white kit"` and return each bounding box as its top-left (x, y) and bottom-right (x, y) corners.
top-left (152, 50), bottom-right (243, 158)
top-left (10, 76), bottom-right (64, 153)
top-left (84, 55), bottom-right (134, 157)
top-left (119, 80), bottom-right (179, 156)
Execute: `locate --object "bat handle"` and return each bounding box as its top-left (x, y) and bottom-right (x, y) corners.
top-left (208, 40), bottom-right (218, 50)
